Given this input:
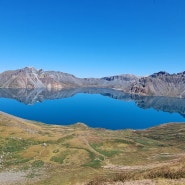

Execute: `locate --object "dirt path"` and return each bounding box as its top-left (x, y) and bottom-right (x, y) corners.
top-left (103, 153), bottom-right (185, 171)
top-left (103, 162), bottom-right (168, 171)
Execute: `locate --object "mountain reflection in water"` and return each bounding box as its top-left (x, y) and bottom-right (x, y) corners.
top-left (0, 88), bottom-right (185, 118)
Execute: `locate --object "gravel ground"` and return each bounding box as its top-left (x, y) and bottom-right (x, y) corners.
top-left (0, 171), bottom-right (27, 185)
top-left (101, 179), bottom-right (185, 185)
top-left (0, 169), bottom-right (46, 185)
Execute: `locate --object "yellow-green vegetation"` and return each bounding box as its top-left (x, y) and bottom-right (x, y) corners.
top-left (1, 112), bottom-right (185, 184)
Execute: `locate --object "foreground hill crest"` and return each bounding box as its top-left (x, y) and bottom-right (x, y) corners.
top-left (0, 67), bottom-right (185, 98)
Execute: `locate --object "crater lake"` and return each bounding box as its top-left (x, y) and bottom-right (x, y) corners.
top-left (0, 88), bottom-right (185, 130)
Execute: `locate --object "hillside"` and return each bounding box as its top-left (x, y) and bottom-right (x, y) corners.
top-left (128, 71), bottom-right (185, 98)
top-left (1, 112), bottom-right (185, 184)
top-left (0, 67), bottom-right (138, 90)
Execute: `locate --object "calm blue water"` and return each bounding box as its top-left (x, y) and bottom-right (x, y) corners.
top-left (0, 92), bottom-right (184, 130)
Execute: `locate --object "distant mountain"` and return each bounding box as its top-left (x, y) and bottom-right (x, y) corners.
top-left (0, 67), bottom-right (185, 98)
top-left (0, 67), bottom-right (83, 89)
top-left (0, 67), bottom-right (139, 90)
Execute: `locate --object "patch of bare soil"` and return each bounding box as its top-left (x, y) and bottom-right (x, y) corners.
top-left (103, 153), bottom-right (185, 171)
top-left (101, 179), bottom-right (185, 185)
top-left (0, 169), bottom-right (46, 185)
top-left (0, 170), bottom-right (27, 185)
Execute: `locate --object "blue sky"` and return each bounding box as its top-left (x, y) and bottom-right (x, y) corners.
top-left (0, 0), bottom-right (185, 77)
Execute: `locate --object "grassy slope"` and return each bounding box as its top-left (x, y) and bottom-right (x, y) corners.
top-left (1, 112), bottom-right (185, 184)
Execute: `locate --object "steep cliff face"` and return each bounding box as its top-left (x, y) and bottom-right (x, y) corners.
top-left (128, 71), bottom-right (185, 98)
top-left (101, 74), bottom-right (139, 89)
top-left (0, 67), bottom-right (81, 89)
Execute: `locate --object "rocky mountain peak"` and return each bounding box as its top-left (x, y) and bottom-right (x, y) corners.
top-left (177, 71), bottom-right (185, 76)
top-left (101, 74), bottom-right (139, 81)
top-left (150, 71), bottom-right (170, 77)
top-left (22, 67), bottom-right (38, 73)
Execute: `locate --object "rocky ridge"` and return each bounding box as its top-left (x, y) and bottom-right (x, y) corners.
top-left (0, 67), bottom-right (185, 98)
top-left (0, 67), bottom-right (139, 90)
top-left (128, 71), bottom-right (185, 98)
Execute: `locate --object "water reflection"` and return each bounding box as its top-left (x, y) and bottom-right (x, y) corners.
top-left (0, 88), bottom-right (185, 117)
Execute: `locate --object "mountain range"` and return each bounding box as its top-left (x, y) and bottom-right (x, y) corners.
top-left (0, 67), bottom-right (185, 98)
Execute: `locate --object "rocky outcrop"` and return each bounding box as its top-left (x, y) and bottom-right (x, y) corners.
top-left (128, 71), bottom-right (185, 98)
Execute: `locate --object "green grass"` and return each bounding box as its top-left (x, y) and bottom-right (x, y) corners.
top-left (0, 138), bottom-right (41, 153)
top-left (83, 149), bottom-right (103, 168)
top-left (57, 135), bottom-right (75, 143)
top-left (20, 164), bottom-right (30, 171)
top-left (5, 157), bottom-right (31, 166)
top-left (90, 143), bottom-right (120, 157)
top-left (84, 159), bottom-right (102, 168)
top-left (32, 160), bottom-right (44, 168)
top-left (50, 151), bottom-right (68, 164)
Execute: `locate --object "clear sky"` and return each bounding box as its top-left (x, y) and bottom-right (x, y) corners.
top-left (0, 0), bottom-right (185, 77)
